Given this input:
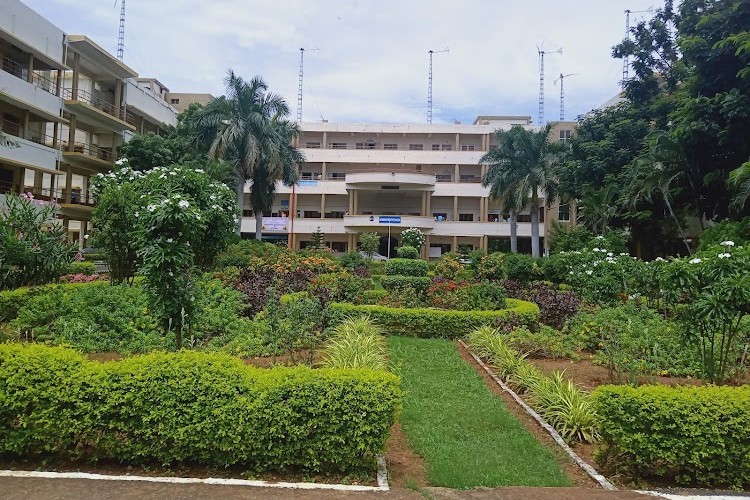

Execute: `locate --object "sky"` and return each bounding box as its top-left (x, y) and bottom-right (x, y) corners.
top-left (24, 0), bottom-right (658, 125)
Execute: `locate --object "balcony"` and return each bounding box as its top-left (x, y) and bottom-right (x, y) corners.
top-left (62, 141), bottom-right (116, 170)
top-left (0, 124), bottom-right (60, 173)
top-left (301, 147), bottom-right (485, 165)
top-left (344, 214), bottom-right (435, 230)
top-left (0, 58), bottom-right (63, 121)
top-left (62, 88), bottom-right (136, 131)
top-left (345, 171), bottom-right (436, 190)
top-left (126, 79), bottom-right (177, 127)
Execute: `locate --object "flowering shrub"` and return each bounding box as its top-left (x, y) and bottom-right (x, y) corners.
top-left (434, 254), bottom-right (464, 280)
top-left (0, 193), bottom-right (73, 290)
top-left (661, 241), bottom-right (750, 382)
top-left (400, 227), bottom-right (426, 249)
top-left (59, 273), bottom-right (103, 284)
top-left (426, 278), bottom-right (506, 311)
top-left (476, 252), bottom-right (506, 281)
top-left (307, 272), bottom-right (372, 308)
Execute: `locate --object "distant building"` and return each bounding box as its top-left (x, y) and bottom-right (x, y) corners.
top-left (165, 93), bottom-right (213, 113)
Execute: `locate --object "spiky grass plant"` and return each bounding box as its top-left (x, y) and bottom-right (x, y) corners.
top-left (321, 316), bottom-right (388, 370)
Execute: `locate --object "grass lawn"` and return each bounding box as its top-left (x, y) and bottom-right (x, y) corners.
top-left (389, 336), bottom-right (571, 489)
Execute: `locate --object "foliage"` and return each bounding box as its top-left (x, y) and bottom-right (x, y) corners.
top-left (697, 217), bottom-right (750, 251)
top-left (548, 222), bottom-right (594, 254)
top-left (389, 337), bottom-right (570, 488)
top-left (466, 327), bottom-right (598, 443)
top-left (503, 253), bottom-right (538, 282)
top-left (327, 299), bottom-right (539, 338)
top-left (263, 289), bottom-right (322, 364)
top-left (502, 280), bottom-right (582, 330)
top-left (395, 245), bottom-right (419, 259)
top-left (594, 384), bottom-right (750, 488)
top-left (357, 289), bottom-right (389, 305)
top-left (425, 279), bottom-right (506, 311)
top-left (380, 276), bottom-right (431, 295)
top-left (0, 344), bottom-right (401, 473)
top-left (307, 272), bottom-right (372, 308)
top-left (476, 252), bottom-right (506, 281)
top-left (321, 317), bottom-right (387, 371)
top-left (62, 261), bottom-right (96, 276)
top-left (400, 227), bottom-right (425, 249)
top-left (506, 325), bottom-right (581, 360)
top-left (339, 251), bottom-right (365, 270)
top-left (661, 242), bottom-right (750, 382)
top-left (481, 124), bottom-right (567, 257)
top-left (214, 239), bottom-right (280, 268)
top-left (359, 232), bottom-right (380, 259)
top-left (384, 258), bottom-right (428, 277)
top-left (59, 273), bottom-right (103, 284)
top-left (0, 193), bottom-right (74, 290)
top-left (309, 226), bottom-right (325, 251)
top-left (434, 253), bottom-right (464, 280)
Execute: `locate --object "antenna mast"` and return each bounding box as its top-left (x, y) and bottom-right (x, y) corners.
top-left (296, 47), bottom-right (318, 123)
top-left (116, 0), bottom-right (125, 61)
top-left (554, 73), bottom-right (577, 121)
top-left (427, 48), bottom-right (449, 124)
top-left (537, 46), bottom-right (562, 126)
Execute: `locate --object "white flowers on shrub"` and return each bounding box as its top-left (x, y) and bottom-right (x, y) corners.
top-left (178, 200), bottom-right (189, 209)
top-left (689, 257), bottom-right (702, 264)
top-left (718, 253), bottom-right (731, 259)
top-left (721, 240), bottom-right (735, 247)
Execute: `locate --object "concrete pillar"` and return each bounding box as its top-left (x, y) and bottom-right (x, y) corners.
top-left (454, 164), bottom-right (460, 182)
top-left (425, 192), bottom-right (431, 217)
top-left (27, 54), bottom-right (34, 83)
top-left (353, 190), bottom-right (358, 215)
top-left (452, 235), bottom-right (458, 252)
top-left (22, 110), bottom-right (29, 140)
top-left (72, 53), bottom-right (80, 99)
top-left (323, 131), bottom-right (328, 148)
top-left (320, 194), bottom-right (326, 218)
top-left (453, 196), bottom-right (458, 221)
top-left (114, 80), bottom-right (122, 117)
top-left (348, 191), bottom-right (354, 214)
top-left (423, 234), bottom-right (431, 259)
top-left (33, 171), bottom-right (43, 193)
top-left (455, 133), bottom-right (460, 150)
top-left (321, 162), bottom-right (327, 179)
top-left (67, 115), bottom-right (77, 150)
top-left (52, 122), bottom-right (59, 148)
top-left (55, 70), bottom-right (62, 97)
top-left (78, 220), bottom-right (87, 250)
top-left (421, 191), bottom-right (427, 216)
top-left (17, 168), bottom-right (25, 192)
top-left (65, 167), bottom-right (72, 203)
top-left (48, 173), bottom-right (56, 200)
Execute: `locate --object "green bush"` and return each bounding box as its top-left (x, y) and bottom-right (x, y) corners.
top-left (327, 299), bottom-right (538, 338)
top-left (476, 252), bottom-right (506, 281)
top-left (339, 251), bottom-right (365, 270)
top-left (380, 276), bottom-right (431, 294)
top-left (358, 289), bottom-right (390, 305)
top-left (506, 325), bottom-right (581, 359)
top-left (0, 344), bottom-right (401, 473)
top-left (504, 253), bottom-right (539, 282)
top-left (385, 258), bottom-right (428, 277)
top-left (62, 261), bottom-right (96, 276)
top-left (368, 261), bottom-right (386, 275)
top-left (321, 316), bottom-right (387, 370)
top-left (434, 254), bottom-right (464, 280)
top-left (696, 217), bottom-right (750, 251)
top-left (214, 239), bottom-right (280, 269)
top-left (307, 272), bottom-right (372, 307)
top-left (455, 281), bottom-right (507, 310)
top-left (593, 385), bottom-right (750, 488)
top-left (396, 246), bottom-right (419, 259)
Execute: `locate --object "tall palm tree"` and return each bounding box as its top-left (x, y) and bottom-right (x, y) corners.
top-left (481, 124), bottom-right (566, 257)
top-left (729, 160), bottom-right (750, 212)
top-left (190, 70), bottom-right (302, 238)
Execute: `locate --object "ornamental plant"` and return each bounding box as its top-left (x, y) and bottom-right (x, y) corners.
top-left (0, 192), bottom-right (74, 290)
top-left (359, 232), bottom-right (380, 260)
top-left (400, 227), bottom-right (425, 249)
top-left (661, 241), bottom-right (750, 383)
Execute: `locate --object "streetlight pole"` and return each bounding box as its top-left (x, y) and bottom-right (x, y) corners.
top-left (288, 184), bottom-right (296, 249)
top-left (387, 224), bottom-right (391, 259)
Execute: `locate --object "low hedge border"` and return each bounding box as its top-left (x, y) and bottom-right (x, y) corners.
top-left (0, 344), bottom-right (401, 473)
top-left (593, 384), bottom-right (750, 488)
top-left (0, 281), bottom-right (109, 322)
top-left (327, 299), bottom-right (539, 338)
top-left (380, 276), bottom-right (431, 293)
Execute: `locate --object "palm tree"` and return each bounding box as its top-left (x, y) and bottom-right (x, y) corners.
top-left (480, 124), bottom-right (566, 257)
top-left (729, 160), bottom-right (750, 212)
top-left (190, 70), bottom-right (302, 238)
top-left (577, 186), bottom-right (618, 234)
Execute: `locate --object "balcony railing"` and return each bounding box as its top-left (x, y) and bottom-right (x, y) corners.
top-left (459, 176), bottom-right (482, 183)
top-left (62, 88), bottom-right (136, 126)
top-left (1, 119), bottom-right (59, 149)
top-left (1, 56), bottom-right (59, 96)
top-left (63, 140), bottom-right (115, 163)
top-left (436, 174), bottom-right (452, 182)
top-left (0, 181), bottom-right (94, 206)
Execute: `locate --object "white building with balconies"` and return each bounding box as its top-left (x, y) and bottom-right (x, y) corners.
top-left (243, 117), bottom-right (576, 257)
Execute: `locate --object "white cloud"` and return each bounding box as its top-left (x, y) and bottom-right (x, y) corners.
top-left (24, 0), bottom-right (657, 124)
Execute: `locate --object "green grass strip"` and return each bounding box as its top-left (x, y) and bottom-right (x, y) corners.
top-left (389, 336), bottom-right (571, 488)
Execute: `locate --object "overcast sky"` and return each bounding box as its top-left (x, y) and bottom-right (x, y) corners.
top-left (24, 0), bottom-right (658, 125)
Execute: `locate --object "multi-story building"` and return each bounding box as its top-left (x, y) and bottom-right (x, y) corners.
top-left (241, 117), bottom-right (577, 257)
top-left (0, 0), bottom-right (178, 245)
top-left (166, 92), bottom-right (213, 113)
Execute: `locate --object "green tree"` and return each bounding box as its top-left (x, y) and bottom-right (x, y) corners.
top-left (191, 70), bottom-right (303, 238)
top-left (729, 161), bottom-right (750, 212)
top-left (400, 227), bottom-right (425, 249)
top-left (359, 232), bottom-right (379, 260)
top-left (481, 124), bottom-right (566, 257)
top-left (309, 226), bottom-right (325, 251)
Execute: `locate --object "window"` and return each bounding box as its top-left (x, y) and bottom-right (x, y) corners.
top-left (433, 212), bottom-right (447, 221)
top-left (459, 213), bottom-right (474, 221)
top-left (300, 172), bottom-right (316, 180)
top-left (460, 145), bottom-right (475, 151)
top-left (355, 141), bottom-right (376, 150)
top-left (303, 210), bottom-right (321, 218)
top-left (558, 204), bottom-right (570, 221)
top-left (431, 144), bottom-right (440, 151)
top-left (384, 143), bottom-right (398, 150)
top-left (242, 209), bottom-right (253, 217)
top-left (559, 129), bottom-right (572, 145)
top-left (325, 211), bottom-right (345, 219)
top-left (415, 165), bottom-right (422, 172)
top-left (329, 142), bottom-right (347, 149)
top-left (328, 172), bottom-right (346, 180)
top-left (330, 241), bottom-right (347, 252)
top-left (305, 141), bottom-right (321, 148)
top-left (408, 144), bottom-right (424, 151)
top-left (441, 144), bottom-right (452, 151)
top-left (170, 98), bottom-right (179, 104)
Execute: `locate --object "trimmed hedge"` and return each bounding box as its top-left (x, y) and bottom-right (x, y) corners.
top-left (360, 289), bottom-right (389, 305)
top-left (593, 384), bottom-right (750, 488)
top-left (327, 298), bottom-right (539, 338)
top-left (0, 344), bottom-right (401, 473)
top-left (63, 261), bottom-right (96, 276)
top-left (380, 276), bottom-right (431, 293)
top-left (384, 258), bottom-right (428, 277)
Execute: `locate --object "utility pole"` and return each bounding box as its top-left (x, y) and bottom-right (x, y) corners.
top-left (427, 48), bottom-right (449, 124)
top-left (554, 73), bottom-right (577, 121)
top-left (296, 47), bottom-right (318, 123)
top-left (116, 0), bottom-right (125, 61)
top-left (537, 46), bottom-right (562, 126)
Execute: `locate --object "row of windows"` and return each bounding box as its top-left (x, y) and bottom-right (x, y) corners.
top-left (305, 142), bottom-right (476, 151)
top-left (245, 207), bottom-right (570, 222)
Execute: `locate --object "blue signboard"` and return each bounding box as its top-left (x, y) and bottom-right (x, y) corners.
top-left (297, 180), bottom-right (319, 187)
top-left (378, 216), bottom-right (402, 224)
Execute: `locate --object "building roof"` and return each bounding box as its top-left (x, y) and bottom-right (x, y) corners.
top-left (472, 115), bottom-right (533, 125)
top-left (67, 35), bottom-right (138, 79)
